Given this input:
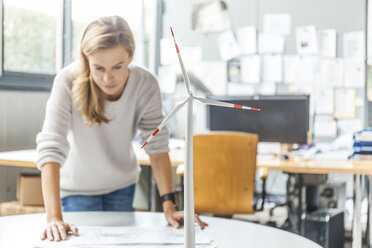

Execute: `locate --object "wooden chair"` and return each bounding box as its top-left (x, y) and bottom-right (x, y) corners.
top-left (176, 131), bottom-right (267, 215)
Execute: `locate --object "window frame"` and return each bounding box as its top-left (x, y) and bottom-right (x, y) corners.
top-left (0, 0), bottom-right (153, 91)
top-left (0, 0), bottom-right (72, 91)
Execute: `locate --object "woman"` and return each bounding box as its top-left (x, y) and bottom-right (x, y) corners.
top-left (37, 15), bottom-right (206, 242)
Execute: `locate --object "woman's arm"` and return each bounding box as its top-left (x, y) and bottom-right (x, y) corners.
top-left (149, 152), bottom-right (207, 229)
top-left (40, 163), bottom-right (78, 241)
top-left (41, 162), bottom-right (63, 223)
top-left (149, 152), bottom-right (173, 198)
top-left (36, 67), bottom-right (76, 241)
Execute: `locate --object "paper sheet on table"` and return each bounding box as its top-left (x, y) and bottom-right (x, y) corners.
top-left (236, 26), bottom-right (257, 55)
top-left (296, 26), bottom-right (318, 55)
top-left (240, 55), bottom-right (260, 83)
top-left (314, 87), bottom-right (334, 114)
top-left (334, 88), bottom-right (356, 118)
top-left (344, 59), bottom-right (365, 88)
top-left (263, 14), bottom-right (291, 35)
top-left (217, 30), bottom-right (240, 60)
top-left (258, 33), bottom-right (285, 54)
top-left (262, 54), bottom-right (283, 82)
top-left (284, 55), bottom-right (300, 83)
top-left (314, 116), bottom-right (337, 138)
top-left (34, 226), bottom-right (213, 248)
top-left (318, 29), bottom-right (337, 58)
top-left (343, 31), bottom-right (365, 59)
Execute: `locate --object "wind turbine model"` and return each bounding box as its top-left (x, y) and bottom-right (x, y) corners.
top-left (142, 27), bottom-right (260, 248)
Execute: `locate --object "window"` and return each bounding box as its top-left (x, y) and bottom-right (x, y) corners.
top-left (3, 0), bottom-right (57, 74)
top-left (71, 0), bottom-right (154, 68)
top-left (0, 0), bottom-right (155, 91)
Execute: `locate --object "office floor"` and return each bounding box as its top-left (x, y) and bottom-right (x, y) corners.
top-left (234, 207), bottom-right (369, 248)
top-left (232, 196), bottom-right (370, 248)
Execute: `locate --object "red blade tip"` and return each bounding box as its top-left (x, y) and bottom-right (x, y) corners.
top-left (152, 128), bottom-right (159, 136)
top-left (251, 107), bottom-right (260, 111)
top-left (170, 27), bottom-right (174, 36)
top-left (141, 142), bottom-right (148, 149)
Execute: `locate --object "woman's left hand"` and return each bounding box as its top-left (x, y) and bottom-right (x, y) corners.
top-left (163, 201), bottom-right (208, 229)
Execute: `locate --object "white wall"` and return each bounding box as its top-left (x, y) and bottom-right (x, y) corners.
top-left (0, 90), bottom-right (49, 202)
top-left (161, 0), bottom-right (366, 197)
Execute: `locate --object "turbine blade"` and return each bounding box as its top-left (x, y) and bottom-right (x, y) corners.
top-left (195, 97), bottom-right (260, 111)
top-left (141, 98), bottom-right (189, 149)
top-left (170, 27), bottom-right (192, 95)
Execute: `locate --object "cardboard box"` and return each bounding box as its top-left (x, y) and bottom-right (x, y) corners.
top-left (17, 173), bottom-right (44, 206)
top-left (0, 201), bottom-right (45, 216)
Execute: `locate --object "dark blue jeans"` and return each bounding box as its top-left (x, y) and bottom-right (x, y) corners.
top-left (61, 184), bottom-right (135, 212)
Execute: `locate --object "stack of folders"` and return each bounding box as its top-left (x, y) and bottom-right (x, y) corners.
top-left (351, 129), bottom-right (372, 160)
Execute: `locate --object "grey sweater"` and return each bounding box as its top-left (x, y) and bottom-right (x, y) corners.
top-left (36, 63), bottom-right (169, 198)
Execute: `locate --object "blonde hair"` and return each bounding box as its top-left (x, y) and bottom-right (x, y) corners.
top-left (71, 16), bottom-right (135, 126)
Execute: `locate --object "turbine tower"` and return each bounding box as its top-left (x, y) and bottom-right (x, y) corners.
top-left (142, 27), bottom-right (260, 248)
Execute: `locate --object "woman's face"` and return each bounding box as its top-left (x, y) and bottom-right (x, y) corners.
top-left (88, 45), bottom-right (132, 101)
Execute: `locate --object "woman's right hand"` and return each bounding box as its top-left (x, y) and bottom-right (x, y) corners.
top-left (41, 218), bottom-right (79, 241)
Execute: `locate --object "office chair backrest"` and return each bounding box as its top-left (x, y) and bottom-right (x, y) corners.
top-left (193, 131), bottom-right (258, 215)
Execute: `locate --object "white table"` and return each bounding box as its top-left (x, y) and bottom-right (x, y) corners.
top-left (0, 211), bottom-right (321, 248)
top-left (0, 149), bottom-right (368, 248)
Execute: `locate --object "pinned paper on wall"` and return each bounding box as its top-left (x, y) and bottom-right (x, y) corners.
top-left (343, 31), bottom-right (365, 59)
top-left (344, 59), bottom-right (365, 88)
top-left (317, 58), bottom-right (343, 87)
top-left (191, 0), bottom-right (231, 33)
top-left (161, 39), bottom-right (202, 65)
top-left (296, 26), bottom-right (318, 55)
top-left (236, 26), bottom-right (257, 55)
top-left (259, 82), bottom-right (276, 95)
top-left (300, 83), bottom-right (314, 95)
top-left (314, 87), bottom-right (334, 114)
top-left (318, 29), bottom-right (337, 58)
top-left (334, 88), bottom-right (356, 118)
top-left (160, 38), bottom-right (178, 65)
top-left (314, 116), bottom-right (337, 138)
top-left (284, 55), bottom-right (300, 84)
top-left (287, 83), bottom-right (299, 93)
top-left (258, 33), bottom-right (285, 54)
top-left (187, 61), bottom-right (227, 95)
top-left (158, 65), bottom-right (178, 94)
top-left (227, 82), bottom-right (255, 95)
top-left (297, 56), bottom-right (317, 84)
top-left (227, 59), bottom-right (241, 82)
top-left (240, 55), bottom-right (260, 83)
top-left (262, 54), bottom-right (283, 82)
top-left (217, 30), bottom-right (240, 60)
top-left (263, 14), bottom-right (291, 35)
top-left (356, 96), bottom-right (364, 107)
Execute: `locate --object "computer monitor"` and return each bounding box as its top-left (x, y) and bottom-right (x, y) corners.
top-left (207, 95), bottom-right (310, 144)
